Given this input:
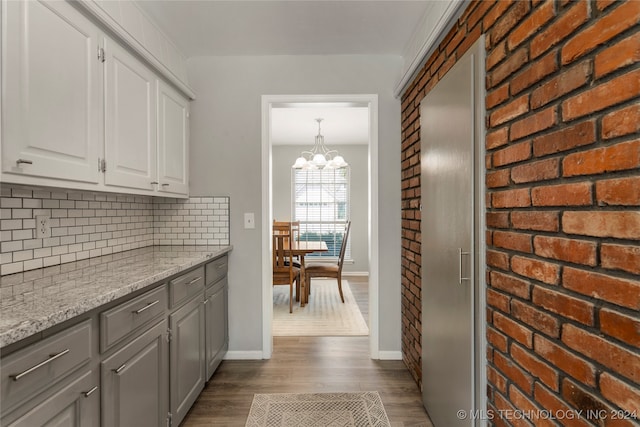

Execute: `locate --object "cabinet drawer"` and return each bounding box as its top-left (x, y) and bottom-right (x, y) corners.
top-left (170, 266), bottom-right (204, 308)
top-left (206, 255), bottom-right (228, 286)
top-left (1, 320), bottom-right (92, 415)
top-left (100, 285), bottom-right (167, 352)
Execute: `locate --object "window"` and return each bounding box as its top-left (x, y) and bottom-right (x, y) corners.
top-left (292, 167), bottom-right (350, 259)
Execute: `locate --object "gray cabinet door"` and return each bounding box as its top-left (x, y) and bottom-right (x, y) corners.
top-left (4, 369), bottom-right (98, 427)
top-left (101, 320), bottom-right (168, 427)
top-left (170, 295), bottom-right (205, 426)
top-left (205, 278), bottom-right (228, 380)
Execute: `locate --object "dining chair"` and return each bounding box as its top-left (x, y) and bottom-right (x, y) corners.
top-left (304, 221), bottom-right (351, 303)
top-left (273, 231), bottom-right (300, 313)
top-left (273, 220), bottom-right (301, 266)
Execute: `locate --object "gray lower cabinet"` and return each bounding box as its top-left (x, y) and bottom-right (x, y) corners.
top-left (169, 294), bottom-right (205, 426)
top-left (205, 277), bottom-right (228, 380)
top-left (101, 319), bottom-right (168, 427)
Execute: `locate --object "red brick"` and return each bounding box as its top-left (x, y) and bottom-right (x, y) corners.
top-left (600, 373), bottom-right (640, 414)
top-left (532, 286), bottom-right (594, 325)
top-left (531, 60), bottom-right (591, 109)
top-left (561, 379), bottom-right (616, 422)
top-left (511, 158), bottom-right (559, 184)
top-left (488, 249), bottom-right (510, 271)
top-left (490, 271), bottom-right (531, 300)
top-left (511, 211), bottom-right (559, 232)
top-left (511, 50), bottom-right (559, 95)
top-left (534, 383), bottom-right (592, 427)
top-left (487, 169), bottom-right (511, 188)
top-left (562, 69), bottom-right (640, 121)
top-left (456, 24), bottom-right (482, 59)
top-left (531, 182), bottom-right (592, 207)
top-left (562, 0), bottom-right (640, 65)
top-left (486, 83), bottom-right (509, 110)
top-left (530, 1), bottom-right (590, 58)
top-left (490, 0), bottom-right (530, 46)
top-left (511, 256), bottom-right (560, 285)
top-left (563, 140), bottom-right (640, 177)
top-left (510, 107), bottom-right (557, 141)
top-left (466, 0), bottom-right (495, 30)
top-left (563, 267), bottom-right (640, 310)
top-left (511, 344), bottom-right (559, 392)
top-left (532, 120), bottom-right (596, 157)
top-left (508, 385), bottom-right (557, 427)
top-left (596, 0), bottom-right (617, 11)
top-left (488, 287), bottom-right (511, 312)
top-left (490, 95), bottom-right (530, 127)
top-left (562, 211), bottom-right (640, 239)
top-left (489, 48), bottom-right (529, 89)
top-left (508, 1), bottom-right (556, 50)
top-left (534, 335), bottom-right (596, 387)
top-left (487, 41), bottom-right (507, 71)
top-left (487, 212), bottom-right (510, 229)
top-left (562, 324), bottom-right (640, 382)
top-left (601, 103), bottom-right (640, 140)
top-left (597, 176), bottom-right (640, 206)
top-left (511, 299), bottom-right (561, 338)
top-left (601, 243), bottom-right (640, 275)
top-left (494, 350), bottom-right (534, 394)
top-left (487, 365), bottom-right (508, 393)
top-left (488, 326), bottom-right (509, 353)
top-left (494, 230), bottom-right (533, 253)
top-left (533, 236), bottom-right (597, 266)
top-left (484, 0), bottom-right (514, 32)
top-left (600, 308), bottom-right (640, 347)
top-left (492, 188), bottom-right (532, 208)
top-left (487, 127), bottom-right (509, 149)
top-left (595, 32), bottom-right (640, 78)
top-left (493, 141), bottom-right (532, 166)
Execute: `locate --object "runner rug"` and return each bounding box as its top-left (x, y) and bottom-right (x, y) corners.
top-left (245, 391), bottom-right (391, 427)
top-left (272, 279), bottom-right (368, 336)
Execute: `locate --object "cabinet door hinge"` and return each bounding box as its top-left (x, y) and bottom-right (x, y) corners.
top-left (167, 412), bottom-right (172, 427)
top-left (167, 328), bottom-right (172, 342)
top-left (98, 47), bottom-right (105, 63)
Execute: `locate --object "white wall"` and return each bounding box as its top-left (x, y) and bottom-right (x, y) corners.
top-left (187, 54), bottom-right (402, 354)
top-left (272, 144), bottom-right (369, 274)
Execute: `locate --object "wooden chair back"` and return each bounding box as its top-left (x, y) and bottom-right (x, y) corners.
top-left (273, 220), bottom-right (300, 250)
top-left (337, 221), bottom-right (351, 271)
top-left (272, 232), bottom-right (294, 284)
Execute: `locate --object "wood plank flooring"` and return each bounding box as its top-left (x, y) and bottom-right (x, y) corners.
top-left (181, 276), bottom-right (433, 427)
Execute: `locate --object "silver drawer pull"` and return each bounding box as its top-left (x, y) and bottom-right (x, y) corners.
top-left (458, 248), bottom-right (471, 285)
top-left (113, 364), bottom-right (126, 374)
top-left (132, 300), bottom-right (160, 314)
top-left (83, 386), bottom-right (98, 397)
top-left (217, 264), bottom-right (226, 270)
top-left (10, 348), bottom-right (70, 381)
top-left (187, 277), bottom-right (202, 285)
top-left (16, 159), bottom-right (33, 165)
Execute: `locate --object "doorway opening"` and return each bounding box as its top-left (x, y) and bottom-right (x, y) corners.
top-left (261, 94), bottom-right (379, 359)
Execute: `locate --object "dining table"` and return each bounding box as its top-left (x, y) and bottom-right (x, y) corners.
top-left (290, 240), bottom-right (328, 306)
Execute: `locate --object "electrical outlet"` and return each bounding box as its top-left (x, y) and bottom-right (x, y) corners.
top-left (36, 215), bottom-right (51, 238)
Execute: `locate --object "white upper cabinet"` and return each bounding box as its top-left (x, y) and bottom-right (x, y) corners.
top-left (157, 81), bottom-right (189, 196)
top-left (104, 37), bottom-right (157, 192)
top-left (1, 0), bottom-right (103, 184)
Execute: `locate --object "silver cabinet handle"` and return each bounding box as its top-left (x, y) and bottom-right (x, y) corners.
top-left (10, 349), bottom-right (70, 381)
top-left (132, 300), bottom-right (160, 314)
top-left (113, 364), bottom-right (126, 374)
top-left (83, 386), bottom-right (98, 397)
top-left (458, 248), bottom-right (471, 285)
top-left (188, 277), bottom-right (202, 285)
top-left (16, 159), bottom-right (33, 165)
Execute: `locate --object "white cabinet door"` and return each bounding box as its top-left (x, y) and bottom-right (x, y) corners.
top-left (157, 80), bottom-right (189, 196)
top-left (104, 37), bottom-right (157, 191)
top-left (1, 0), bottom-right (102, 184)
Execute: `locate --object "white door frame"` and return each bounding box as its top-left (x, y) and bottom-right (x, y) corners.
top-left (260, 94), bottom-right (379, 359)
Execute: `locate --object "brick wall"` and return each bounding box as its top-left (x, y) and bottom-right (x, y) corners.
top-left (401, 0), bottom-right (639, 424)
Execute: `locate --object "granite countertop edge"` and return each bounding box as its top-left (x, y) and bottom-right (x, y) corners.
top-left (0, 245), bottom-right (232, 349)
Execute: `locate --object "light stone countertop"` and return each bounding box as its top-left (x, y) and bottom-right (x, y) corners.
top-left (0, 245), bottom-right (232, 349)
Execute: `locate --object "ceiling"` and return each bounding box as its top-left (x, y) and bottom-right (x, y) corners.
top-left (136, 1), bottom-right (431, 145)
top-left (136, 1), bottom-right (431, 57)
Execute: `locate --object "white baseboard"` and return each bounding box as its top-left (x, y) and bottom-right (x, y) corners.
top-left (224, 351), bottom-right (264, 360)
top-left (343, 271), bottom-right (369, 278)
top-left (378, 351), bottom-right (402, 360)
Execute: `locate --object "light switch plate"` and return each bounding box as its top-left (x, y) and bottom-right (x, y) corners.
top-left (244, 212), bottom-right (255, 229)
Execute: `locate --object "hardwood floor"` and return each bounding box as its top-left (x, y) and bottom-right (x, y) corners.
top-left (181, 276), bottom-right (433, 426)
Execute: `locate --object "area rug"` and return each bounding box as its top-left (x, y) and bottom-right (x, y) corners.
top-left (245, 391), bottom-right (391, 427)
top-left (273, 279), bottom-right (368, 336)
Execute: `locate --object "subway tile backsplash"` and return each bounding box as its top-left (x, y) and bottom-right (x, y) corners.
top-left (1, 184), bottom-right (230, 276)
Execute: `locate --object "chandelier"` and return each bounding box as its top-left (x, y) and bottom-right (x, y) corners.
top-left (292, 118), bottom-right (348, 169)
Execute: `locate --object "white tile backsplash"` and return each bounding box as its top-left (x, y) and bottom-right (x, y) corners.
top-left (0, 184), bottom-right (230, 275)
